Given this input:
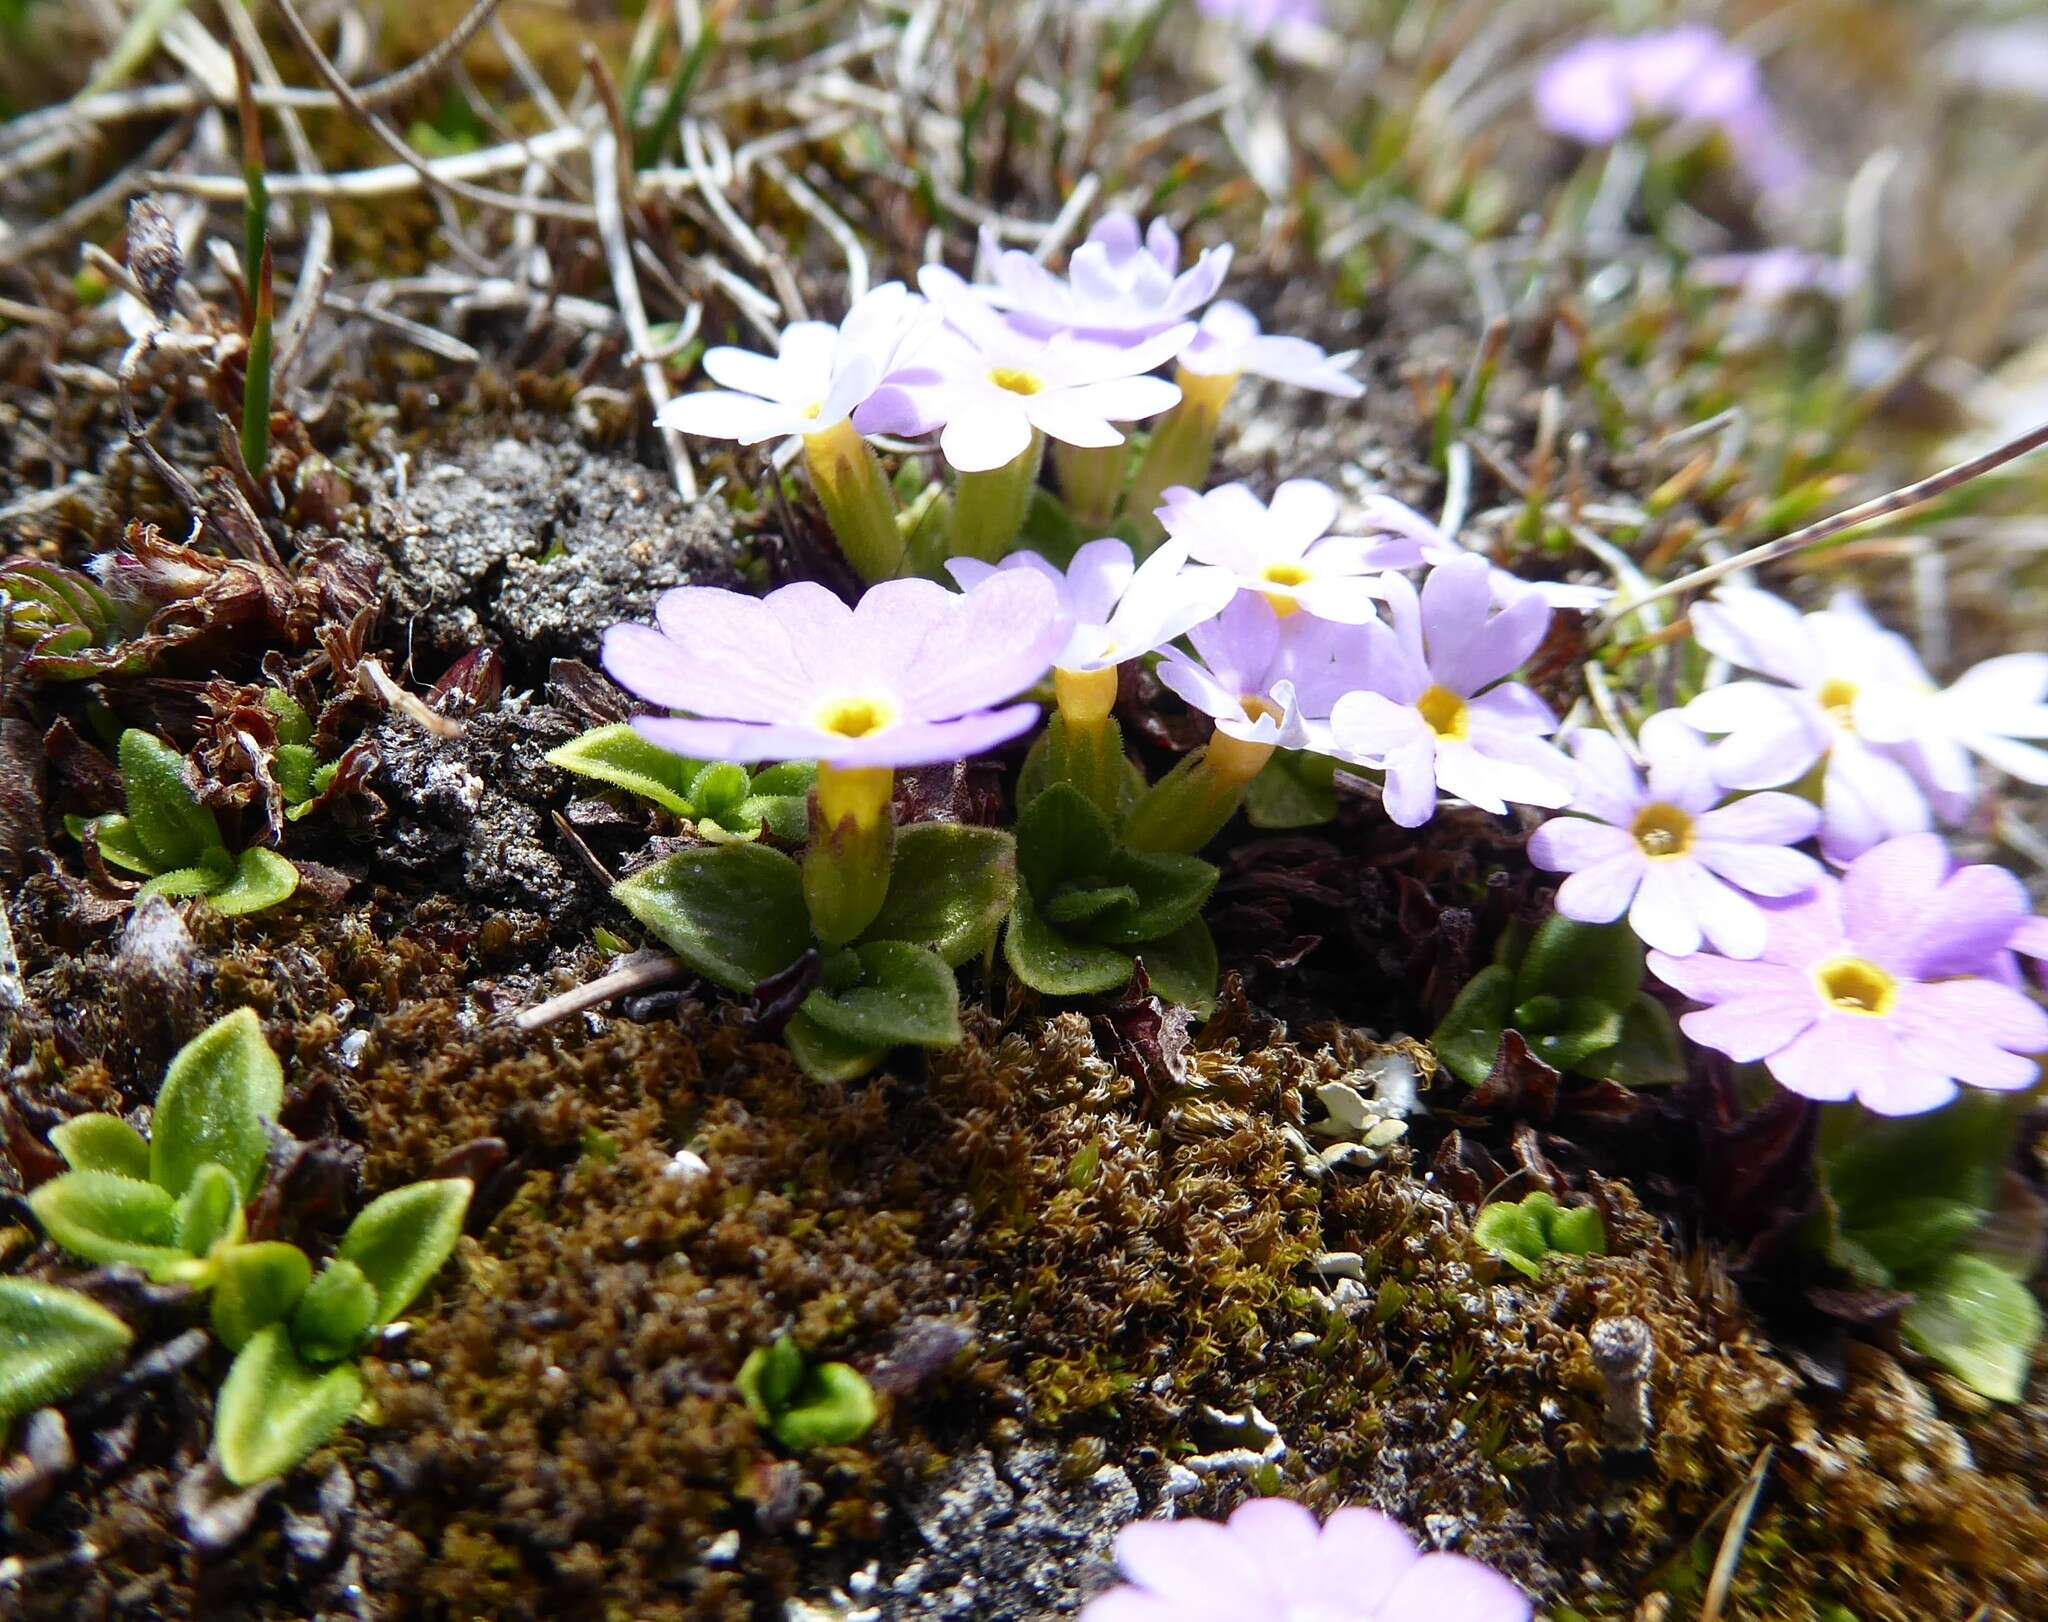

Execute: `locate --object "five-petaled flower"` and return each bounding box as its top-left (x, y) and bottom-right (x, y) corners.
top-left (1081, 1498), bottom-right (1531, 1622)
top-left (1649, 834), bottom-right (2048, 1117)
top-left (1156, 591), bottom-right (1361, 751)
top-left (1326, 556), bottom-right (1572, 826)
top-left (1180, 301), bottom-right (1363, 398)
top-left (1155, 479), bottom-right (1412, 625)
top-left (946, 538), bottom-right (1236, 676)
top-left (853, 266), bottom-right (1188, 472)
top-left (601, 575), bottom-right (1067, 767)
top-left (1529, 714), bottom-right (1823, 958)
top-left (654, 282), bottom-right (928, 445)
top-left (974, 213), bottom-right (1231, 347)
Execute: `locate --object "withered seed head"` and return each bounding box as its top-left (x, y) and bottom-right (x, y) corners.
top-left (125, 196), bottom-right (183, 324)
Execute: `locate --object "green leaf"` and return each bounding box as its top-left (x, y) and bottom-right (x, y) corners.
top-left (1003, 878), bottom-right (1132, 997)
top-left (262, 690), bottom-right (314, 749)
top-left (736, 1335), bottom-right (806, 1426)
top-left (1431, 965), bottom-right (1517, 1088)
top-left (0, 1278), bottom-right (133, 1434)
top-left (1900, 1252), bottom-right (2043, 1403)
top-left (783, 1009), bottom-right (889, 1083)
top-left (205, 846), bottom-right (299, 917)
top-left (90, 813), bottom-right (161, 877)
top-left (151, 1007), bottom-right (284, 1203)
top-left (117, 729), bottom-right (224, 871)
top-left (273, 744), bottom-right (320, 804)
top-left (740, 791), bottom-right (811, 844)
top-left (49, 1113), bottom-right (150, 1180)
top-left (1473, 1191), bottom-right (1607, 1278)
top-left (211, 1242), bottom-right (314, 1352)
top-left (1016, 784), bottom-right (1118, 899)
top-left (28, 1170), bottom-right (184, 1270)
top-left (1520, 995), bottom-right (1625, 1073)
top-left (1018, 485), bottom-right (1086, 569)
top-left (1085, 847), bottom-right (1217, 946)
top-left (1044, 883), bottom-right (1141, 929)
top-left (860, 824), bottom-right (1019, 966)
top-left (1136, 917), bottom-right (1219, 1013)
top-left (612, 845), bottom-right (811, 994)
top-left (544, 723), bottom-right (702, 817)
top-left (137, 857), bottom-right (232, 901)
top-left (748, 761), bottom-right (818, 799)
top-left (687, 761), bottom-right (751, 818)
top-left (336, 1177), bottom-right (472, 1326)
top-left (799, 942), bottom-right (962, 1048)
top-left (213, 1324), bottom-right (364, 1485)
top-left (773, 1361), bottom-right (878, 1450)
top-left (172, 1161), bottom-right (246, 1257)
top-left (1515, 914), bottom-right (1643, 1011)
top-left (1577, 992), bottom-right (1686, 1088)
top-left (1244, 749), bottom-right (1339, 829)
top-left (290, 1259), bottom-right (380, 1365)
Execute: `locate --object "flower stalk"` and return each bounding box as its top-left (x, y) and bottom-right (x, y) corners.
top-left (1127, 369), bottom-right (1234, 546)
top-left (802, 421), bottom-right (905, 582)
top-left (1122, 726), bottom-right (1274, 855)
top-left (1051, 440), bottom-right (1128, 530)
top-left (949, 431), bottom-right (1044, 562)
top-left (1046, 665), bottom-right (1129, 819)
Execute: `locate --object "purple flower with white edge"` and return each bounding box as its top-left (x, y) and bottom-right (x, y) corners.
top-left (1081, 1497), bottom-right (1531, 1622)
top-left (1529, 713), bottom-right (1823, 958)
top-left (1157, 592), bottom-right (1363, 749)
top-left (1179, 300), bottom-right (1362, 397)
top-left (946, 538), bottom-right (1236, 675)
top-left (975, 212), bottom-right (1231, 347)
top-left (1533, 27), bottom-right (1801, 193)
top-left (601, 574), bottom-right (1067, 768)
top-left (1155, 479), bottom-right (1410, 625)
top-left (1326, 556), bottom-right (1572, 827)
top-left (1649, 834), bottom-right (2048, 1117)
top-left (655, 282), bottom-right (928, 445)
top-left (1681, 586), bottom-right (1938, 860)
top-left (854, 266), bottom-right (1187, 473)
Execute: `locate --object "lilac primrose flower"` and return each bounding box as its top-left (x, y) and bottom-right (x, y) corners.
top-left (1529, 714), bottom-right (1823, 958)
top-left (1690, 249), bottom-right (1857, 305)
top-left (1193, 0), bottom-right (1324, 38)
top-left (1682, 587), bottom-right (1937, 861)
top-left (1533, 27), bottom-right (1800, 192)
top-left (601, 574), bottom-right (1067, 767)
top-left (1155, 480), bottom-right (1413, 625)
top-left (655, 282), bottom-right (927, 445)
top-left (1848, 652), bottom-right (2048, 818)
top-left (1649, 834), bottom-right (2048, 1117)
top-left (1326, 556), bottom-right (1572, 827)
top-left (975, 212), bottom-right (1231, 347)
top-left (1081, 1498), bottom-right (1530, 1622)
top-left (946, 538), bottom-right (1236, 675)
top-left (1157, 592), bottom-right (1362, 750)
top-left (1181, 300), bottom-right (1362, 397)
top-left (854, 266), bottom-right (1187, 473)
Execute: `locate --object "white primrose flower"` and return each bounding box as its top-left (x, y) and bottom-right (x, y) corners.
top-left (851, 265), bottom-right (1188, 473)
top-left (655, 282), bottom-right (931, 445)
top-left (946, 538), bottom-right (1238, 675)
top-left (1154, 479), bottom-right (1416, 625)
top-left (975, 212), bottom-right (1231, 346)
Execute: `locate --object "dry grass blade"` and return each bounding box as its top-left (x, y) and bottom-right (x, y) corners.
top-left (1699, 1445), bottom-right (1774, 1622)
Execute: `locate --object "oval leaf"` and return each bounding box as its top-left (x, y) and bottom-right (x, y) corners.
top-left (212, 1241), bottom-right (314, 1352)
top-left (544, 723), bottom-right (702, 817)
top-left (860, 824), bottom-right (1018, 966)
top-left (1016, 783), bottom-right (1118, 900)
top-left (1134, 917), bottom-right (1218, 1013)
top-left (90, 813), bottom-right (161, 877)
top-left (291, 1258), bottom-right (380, 1364)
top-left (150, 1007), bottom-right (284, 1203)
top-left (173, 1161), bottom-right (247, 1257)
top-left (49, 1113), bottom-right (150, 1180)
top-left (782, 1009), bottom-right (888, 1084)
top-left (1087, 847), bottom-right (1217, 946)
top-left (799, 942), bottom-right (961, 1048)
top-left (1004, 879), bottom-right (1132, 998)
top-left (207, 846), bottom-right (299, 917)
top-left (1901, 1252), bottom-right (2043, 1403)
top-left (1431, 965), bottom-right (1517, 1089)
top-left (214, 1323), bottom-right (364, 1486)
top-left (118, 729), bottom-right (224, 872)
top-left (336, 1177), bottom-right (472, 1326)
top-left (0, 1278), bottom-right (134, 1433)
top-left (28, 1169), bottom-right (183, 1270)
top-left (612, 845), bottom-right (811, 994)
top-left (773, 1362), bottom-right (878, 1450)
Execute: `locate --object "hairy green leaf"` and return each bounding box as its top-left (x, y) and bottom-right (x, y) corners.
top-left (214, 1324), bottom-right (364, 1485)
top-left (1431, 965), bottom-right (1517, 1088)
top-left (151, 1007), bottom-right (284, 1202)
top-left (1085, 846), bottom-right (1217, 946)
top-left (1134, 917), bottom-right (1218, 1013)
top-left (1016, 783), bottom-right (1118, 899)
top-left (1473, 1191), bottom-right (1608, 1278)
top-left (118, 729), bottom-right (224, 872)
top-left (782, 1008), bottom-right (890, 1084)
top-left (28, 1170), bottom-right (183, 1271)
top-left (0, 1278), bottom-right (133, 1434)
top-left (1515, 914), bottom-right (1643, 1012)
top-left (772, 1361), bottom-right (878, 1450)
top-left (49, 1113), bottom-right (150, 1180)
top-left (545, 723), bottom-right (703, 817)
top-left (1003, 879), bottom-right (1132, 997)
top-left (206, 846), bottom-right (298, 916)
top-left (336, 1177), bottom-right (473, 1326)
top-left (860, 824), bottom-right (1018, 966)
top-left (90, 813), bottom-right (160, 877)
top-left (290, 1259), bottom-right (380, 1365)
top-left (799, 942), bottom-right (961, 1048)
top-left (612, 845), bottom-right (811, 994)
top-left (211, 1242), bottom-right (314, 1352)
top-left (172, 1161), bottom-right (246, 1257)
top-left (1900, 1252), bottom-right (2043, 1403)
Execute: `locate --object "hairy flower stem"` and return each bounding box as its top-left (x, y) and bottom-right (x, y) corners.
top-left (1051, 441), bottom-right (1127, 530)
top-left (1047, 666), bottom-right (1129, 819)
top-left (1126, 370), bottom-right (1234, 550)
top-left (950, 432), bottom-right (1044, 563)
top-left (803, 422), bottom-right (906, 582)
top-left (1122, 726), bottom-right (1274, 854)
top-left (803, 765), bottom-right (895, 945)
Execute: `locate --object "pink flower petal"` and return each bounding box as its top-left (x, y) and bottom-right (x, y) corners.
top-left (1555, 854), bottom-right (1645, 924)
top-left (1297, 1508), bottom-right (1422, 1609)
top-left (1113, 1520), bottom-right (1273, 1608)
top-left (1690, 838), bottom-right (1823, 899)
top-left (1528, 816), bottom-right (1636, 873)
top-left (1763, 1017), bottom-right (1874, 1104)
top-left (1675, 985), bottom-right (1820, 1064)
top-left (1691, 588), bottom-right (1823, 688)
top-left (1378, 1552), bottom-right (1532, 1622)
top-left (1563, 727), bottom-right (1647, 825)
top-left (882, 572), bottom-right (1067, 718)
top-left (1683, 864), bottom-right (1769, 959)
top-left (1628, 861), bottom-right (1704, 956)
top-left (1690, 791), bottom-right (1820, 847)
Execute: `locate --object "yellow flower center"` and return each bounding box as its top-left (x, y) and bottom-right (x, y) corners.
top-left (1814, 955), bottom-right (1898, 1017)
top-left (1818, 677), bottom-right (1858, 731)
top-left (989, 367), bottom-right (1044, 396)
top-left (1260, 562), bottom-right (1310, 619)
top-left (1055, 664), bottom-right (1120, 728)
top-left (1416, 684), bottom-right (1470, 742)
top-left (1240, 694), bottom-right (1283, 727)
top-left (1631, 802), bottom-right (1695, 860)
top-left (801, 401), bottom-right (823, 421)
top-left (815, 695), bottom-right (896, 740)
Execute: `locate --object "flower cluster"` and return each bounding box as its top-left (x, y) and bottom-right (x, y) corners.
top-left (1083, 1498), bottom-right (1530, 1622)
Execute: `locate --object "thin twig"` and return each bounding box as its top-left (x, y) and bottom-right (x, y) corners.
top-left (345, 0), bottom-right (506, 111)
top-left (144, 125), bottom-right (589, 202)
top-left (1603, 419), bottom-right (2048, 628)
top-left (1699, 1446), bottom-right (1774, 1622)
top-left (512, 950), bottom-right (688, 1033)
